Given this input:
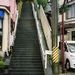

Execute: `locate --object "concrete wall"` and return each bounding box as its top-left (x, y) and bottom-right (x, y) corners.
top-left (2, 11), bottom-right (9, 56)
top-left (39, 6), bottom-right (52, 51)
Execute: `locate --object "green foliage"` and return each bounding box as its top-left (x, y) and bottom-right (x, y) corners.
top-left (16, 0), bottom-right (21, 4)
top-left (0, 61), bottom-right (5, 69)
top-left (37, 0), bottom-right (48, 8)
top-left (0, 56), bottom-right (3, 61)
top-left (48, 55), bottom-right (52, 61)
top-left (16, 0), bottom-right (34, 3)
top-left (17, 0), bottom-right (23, 17)
top-left (33, 0), bottom-right (38, 10)
top-left (25, 0), bottom-right (34, 1)
top-left (0, 56), bottom-right (5, 69)
top-left (59, 4), bottom-right (70, 14)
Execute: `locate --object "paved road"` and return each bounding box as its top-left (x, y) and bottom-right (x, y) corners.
top-left (59, 69), bottom-right (75, 75)
top-left (59, 65), bottom-right (75, 75)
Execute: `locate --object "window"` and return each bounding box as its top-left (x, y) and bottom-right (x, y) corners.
top-left (0, 9), bottom-right (4, 31)
top-left (64, 43), bottom-right (68, 52)
top-left (67, 0), bottom-right (74, 3)
top-left (66, 4), bottom-right (75, 19)
top-left (72, 31), bottom-right (75, 40)
top-left (0, 9), bottom-right (4, 49)
top-left (67, 43), bottom-right (75, 52)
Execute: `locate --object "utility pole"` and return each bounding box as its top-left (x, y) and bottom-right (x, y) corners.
top-left (61, 12), bottom-right (65, 73)
top-left (51, 0), bottom-right (58, 47)
top-left (59, 0), bottom-right (68, 72)
top-left (60, 0), bottom-right (65, 72)
top-left (51, 0), bottom-right (59, 74)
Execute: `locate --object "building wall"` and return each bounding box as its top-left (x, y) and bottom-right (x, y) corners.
top-left (58, 0), bottom-right (75, 41)
top-left (66, 28), bottom-right (75, 40)
top-left (2, 11), bottom-right (10, 56)
top-left (59, 0), bottom-right (75, 23)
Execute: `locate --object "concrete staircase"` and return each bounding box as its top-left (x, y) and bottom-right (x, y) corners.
top-left (9, 2), bottom-right (44, 75)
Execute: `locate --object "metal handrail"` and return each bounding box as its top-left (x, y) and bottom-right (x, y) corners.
top-left (32, 2), bottom-right (52, 69)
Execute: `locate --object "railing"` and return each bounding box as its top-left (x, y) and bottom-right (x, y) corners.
top-left (9, 10), bottom-right (19, 49)
top-left (12, 10), bottom-right (19, 42)
top-left (32, 2), bottom-right (52, 70)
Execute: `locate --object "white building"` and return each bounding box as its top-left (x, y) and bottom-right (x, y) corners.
top-left (58, 0), bottom-right (75, 41)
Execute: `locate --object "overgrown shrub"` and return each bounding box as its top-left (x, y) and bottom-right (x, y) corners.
top-left (0, 61), bottom-right (5, 69)
top-left (0, 56), bottom-right (5, 70)
top-left (37, 0), bottom-right (48, 9)
top-left (16, 0), bottom-right (23, 17)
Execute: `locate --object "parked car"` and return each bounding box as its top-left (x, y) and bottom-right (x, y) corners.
top-left (59, 41), bottom-right (75, 70)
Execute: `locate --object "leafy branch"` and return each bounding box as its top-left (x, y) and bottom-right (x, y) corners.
top-left (59, 3), bottom-right (70, 14)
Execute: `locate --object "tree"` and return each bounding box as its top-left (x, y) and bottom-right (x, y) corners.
top-left (16, 0), bottom-right (21, 4)
top-left (59, 2), bottom-right (70, 14)
top-left (37, 0), bottom-right (48, 8)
